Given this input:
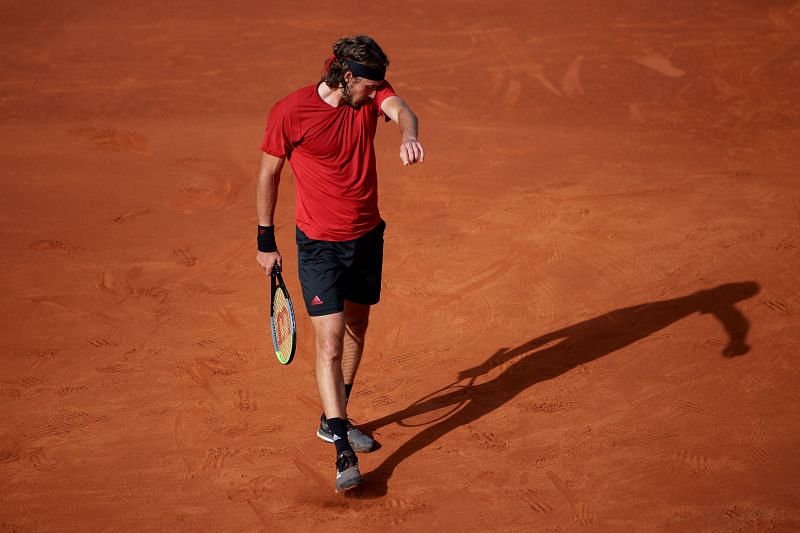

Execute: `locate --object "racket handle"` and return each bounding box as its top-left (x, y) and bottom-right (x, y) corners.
top-left (272, 263), bottom-right (281, 275)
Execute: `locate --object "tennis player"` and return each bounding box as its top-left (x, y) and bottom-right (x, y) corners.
top-left (255, 35), bottom-right (424, 492)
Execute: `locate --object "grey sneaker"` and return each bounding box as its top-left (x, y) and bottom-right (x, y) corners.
top-left (317, 416), bottom-right (376, 453)
top-left (335, 450), bottom-right (362, 493)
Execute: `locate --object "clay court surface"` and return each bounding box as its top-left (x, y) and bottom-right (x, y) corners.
top-left (2, 1), bottom-right (800, 531)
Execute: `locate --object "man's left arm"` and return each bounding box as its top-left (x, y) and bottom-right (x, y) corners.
top-left (381, 96), bottom-right (425, 166)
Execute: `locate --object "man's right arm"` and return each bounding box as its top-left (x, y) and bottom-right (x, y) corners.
top-left (256, 152), bottom-right (285, 274)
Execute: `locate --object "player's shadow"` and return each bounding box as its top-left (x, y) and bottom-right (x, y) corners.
top-left (354, 282), bottom-right (760, 498)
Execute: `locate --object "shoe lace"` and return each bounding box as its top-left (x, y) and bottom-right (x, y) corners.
top-left (336, 452), bottom-right (357, 472)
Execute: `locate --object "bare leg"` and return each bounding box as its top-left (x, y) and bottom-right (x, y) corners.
top-left (342, 301), bottom-right (371, 387)
top-left (311, 312), bottom-right (364, 492)
top-left (316, 302), bottom-right (376, 454)
top-left (310, 312), bottom-right (347, 420)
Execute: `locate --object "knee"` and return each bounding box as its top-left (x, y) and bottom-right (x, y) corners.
top-left (317, 334), bottom-right (343, 363)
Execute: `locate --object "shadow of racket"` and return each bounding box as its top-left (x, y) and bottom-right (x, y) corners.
top-left (395, 348), bottom-right (510, 428)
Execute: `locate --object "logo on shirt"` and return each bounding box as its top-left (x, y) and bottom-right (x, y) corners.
top-left (311, 295), bottom-right (324, 306)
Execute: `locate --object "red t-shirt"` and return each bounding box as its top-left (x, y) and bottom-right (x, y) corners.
top-left (261, 81), bottom-right (397, 241)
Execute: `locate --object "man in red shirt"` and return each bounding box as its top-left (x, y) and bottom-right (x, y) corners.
top-left (255, 35), bottom-right (424, 492)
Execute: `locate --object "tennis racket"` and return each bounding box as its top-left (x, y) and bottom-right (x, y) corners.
top-left (270, 264), bottom-right (297, 365)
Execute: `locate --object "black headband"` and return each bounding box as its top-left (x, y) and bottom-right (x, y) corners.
top-left (344, 59), bottom-right (386, 81)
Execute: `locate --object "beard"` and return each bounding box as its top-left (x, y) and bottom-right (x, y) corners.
top-left (342, 81), bottom-right (368, 109)
top-left (342, 91), bottom-right (367, 110)
top-left (342, 93), bottom-right (361, 109)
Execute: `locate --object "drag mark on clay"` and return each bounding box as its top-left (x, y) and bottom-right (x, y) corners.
top-left (364, 497), bottom-right (430, 526)
top-left (518, 489), bottom-right (555, 513)
top-left (26, 447), bottom-right (54, 470)
top-left (774, 237), bottom-right (797, 250)
top-left (227, 475), bottom-right (289, 506)
top-left (0, 447), bottom-right (58, 472)
top-left (545, 470), bottom-right (593, 525)
top-left (672, 450), bottom-right (711, 477)
top-left (173, 414), bottom-right (211, 475)
top-left (171, 159), bottom-right (244, 212)
top-left (749, 418), bottom-right (768, 443)
top-left (612, 432), bottom-right (678, 447)
top-left (749, 447), bottom-right (772, 469)
top-left (721, 503), bottom-right (780, 530)
top-left (216, 306), bottom-right (239, 327)
top-left (761, 298), bottom-right (792, 316)
top-left (389, 350), bottom-right (422, 365)
top-left (371, 393), bottom-right (394, 407)
top-left (184, 360), bottom-right (222, 402)
top-left (33, 411), bottom-right (112, 438)
top-left (430, 260), bottom-right (513, 310)
top-left (29, 239), bottom-right (77, 253)
top-left (724, 505), bottom-right (743, 519)
top-left (699, 338), bottom-right (726, 351)
top-left (245, 500), bottom-right (276, 531)
top-left (174, 157), bottom-right (208, 168)
top-left (2, 376), bottom-right (45, 392)
top-left (560, 54), bottom-right (585, 98)
top-left (674, 398), bottom-right (701, 414)
top-left (14, 349), bottom-right (58, 360)
top-left (633, 51), bottom-right (686, 78)
top-left (68, 126), bottom-right (147, 152)
top-left (271, 494), bottom-right (429, 526)
top-left (292, 457), bottom-right (329, 490)
top-left (173, 248), bottom-right (197, 267)
top-left (503, 78), bottom-right (522, 106)
top-left (97, 270), bottom-right (117, 294)
top-left (23, 294), bottom-right (115, 323)
top-left (88, 337), bottom-right (116, 347)
top-left (545, 471), bottom-right (575, 507)
top-left (113, 208), bottom-right (151, 223)
top-left (547, 242), bottom-right (563, 263)
top-left (494, 28), bottom-right (563, 98)
top-left (573, 502), bottom-right (594, 526)
top-left (219, 423), bottom-right (250, 438)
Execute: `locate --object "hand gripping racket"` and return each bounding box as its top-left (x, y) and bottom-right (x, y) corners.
top-left (270, 264), bottom-right (297, 364)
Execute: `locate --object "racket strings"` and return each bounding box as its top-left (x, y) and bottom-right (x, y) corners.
top-left (272, 289), bottom-right (294, 354)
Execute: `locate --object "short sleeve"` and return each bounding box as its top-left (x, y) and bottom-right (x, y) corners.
top-left (260, 100), bottom-right (296, 158)
top-left (374, 80), bottom-right (398, 120)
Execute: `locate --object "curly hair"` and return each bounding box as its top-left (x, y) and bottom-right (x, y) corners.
top-left (321, 35), bottom-right (389, 89)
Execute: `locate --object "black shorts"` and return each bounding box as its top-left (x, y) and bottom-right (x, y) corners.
top-left (296, 220), bottom-right (386, 316)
